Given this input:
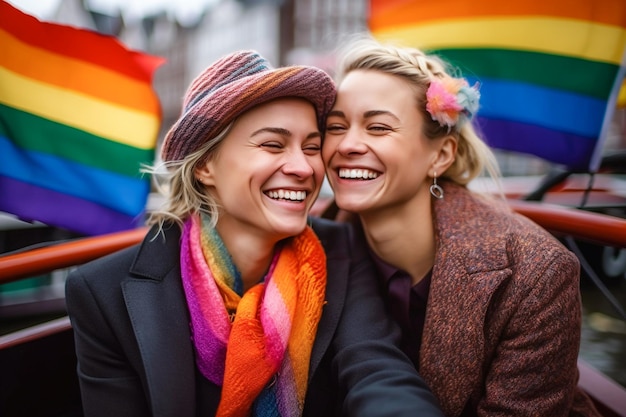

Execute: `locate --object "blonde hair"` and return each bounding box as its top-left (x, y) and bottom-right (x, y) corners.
top-left (334, 36), bottom-right (501, 185)
top-left (142, 122), bottom-right (234, 230)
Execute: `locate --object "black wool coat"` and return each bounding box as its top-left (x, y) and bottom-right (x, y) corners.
top-left (66, 216), bottom-right (443, 417)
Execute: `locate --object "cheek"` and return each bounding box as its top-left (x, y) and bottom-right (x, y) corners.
top-left (322, 138), bottom-right (338, 163)
top-left (311, 158), bottom-right (326, 182)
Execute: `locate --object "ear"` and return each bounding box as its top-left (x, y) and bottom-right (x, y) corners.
top-left (430, 135), bottom-right (457, 176)
top-left (194, 159), bottom-right (216, 186)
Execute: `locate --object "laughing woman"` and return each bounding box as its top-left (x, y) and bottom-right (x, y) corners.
top-left (65, 50), bottom-right (443, 417)
top-left (322, 37), bottom-right (601, 417)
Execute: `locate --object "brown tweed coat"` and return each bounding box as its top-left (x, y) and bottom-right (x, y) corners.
top-left (419, 182), bottom-right (600, 416)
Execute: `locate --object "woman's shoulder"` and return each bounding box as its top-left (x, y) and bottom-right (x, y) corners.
top-left (440, 186), bottom-right (577, 269)
top-left (448, 185), bottom-right (563, 243)
top-left (479, 198), bottom-right (573, 257)
top-left (308, 216), bottom-right (352, 257)
top-left (68, 223), bottom-right (181, 285)
top-left (309, 216), bottom-right (352, 239)
top-left (68, 243), bottom-right (142, 286)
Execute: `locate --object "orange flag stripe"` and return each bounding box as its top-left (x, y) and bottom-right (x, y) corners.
top-left (370, 0), bottom-right (626, 31)
top-left (0, 1), bottom-right (163, 83)
top-left (0, 28), bottom-right (159, 114)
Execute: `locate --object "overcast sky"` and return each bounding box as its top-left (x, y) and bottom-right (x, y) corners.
top-left (7, 0), bottom-right (217, 21)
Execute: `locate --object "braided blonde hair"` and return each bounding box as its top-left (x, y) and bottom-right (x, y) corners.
top-left (334, 36), bottom-right (500, 185)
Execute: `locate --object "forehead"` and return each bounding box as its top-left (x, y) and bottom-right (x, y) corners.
top-left (220, 97), bottom-right (318, 146)
top-left (334, 70), bottom-right (419, 120)
top-left (243, 97), bottom-right (317, 120)
top-left (226, 97), bottom-right (318, 134)
top-left (336, 70), bottom-right (416, 107)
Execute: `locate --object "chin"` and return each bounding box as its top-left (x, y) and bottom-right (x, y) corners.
top-left (271, 218), bottom-right (308, 239)
top-left (334, 194), bottom-right (371, 214)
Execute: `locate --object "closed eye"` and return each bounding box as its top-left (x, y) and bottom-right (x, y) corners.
top-left (303, 144), bottom-right (321, 155)
top-left (260, 142), bottom-right (283, 149)
top-left (326, 124), bottom-right (346, 133)
top-left (368, 124), bottom-right (393, 134)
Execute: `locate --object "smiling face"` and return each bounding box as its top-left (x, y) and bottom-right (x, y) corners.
top-left (196, 97), bottom-right (324, 243)
top-left (323, 69), bottom-right (442, 216)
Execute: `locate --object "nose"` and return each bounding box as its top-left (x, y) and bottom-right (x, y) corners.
top-left (282, 149), bottom-right (316, 178)
top-left (335, 127), bottom-right (367, 156)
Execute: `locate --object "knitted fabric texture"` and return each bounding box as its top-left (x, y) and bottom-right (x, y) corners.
top-left (180, 213), bottom-right (327, 417)
top-left (161, 50), bottom-right (336, 161)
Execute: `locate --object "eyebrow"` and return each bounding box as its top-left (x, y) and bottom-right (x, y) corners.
top-left (251, 127), bottom-right (320, 139)
top-left (327, 109), bottom-right (400, 122)
top-left (327, 110), bottom-right (345, 119)
top-left (364, 110), bottom-right (400, 121)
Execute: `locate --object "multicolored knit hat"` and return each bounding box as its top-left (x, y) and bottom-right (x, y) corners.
top-left (161, 50), bottom-right (337, 162)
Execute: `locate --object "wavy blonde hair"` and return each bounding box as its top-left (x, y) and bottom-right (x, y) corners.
top-left (142, 123), bottom-right (234, 230)
top-left (334, 36), bottom-right (501, 186)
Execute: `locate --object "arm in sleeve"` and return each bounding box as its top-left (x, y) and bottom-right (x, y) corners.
top-left (66, 268), bottom-right (151, 417)
top-left (478, 246), bottom-right (583, 416)
top-left (331, 224), bottom-right (444, 417)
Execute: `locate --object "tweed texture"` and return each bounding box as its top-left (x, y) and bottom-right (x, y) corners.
top-left (161, 50), bottom-right (336, 162)
top-left (418, 182), bottom-right (600, 416)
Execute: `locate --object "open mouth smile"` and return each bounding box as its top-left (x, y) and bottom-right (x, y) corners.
top-left (265, 189), bottom-right (307, 202)
top-left (338, 168), bottom-right (380, 180)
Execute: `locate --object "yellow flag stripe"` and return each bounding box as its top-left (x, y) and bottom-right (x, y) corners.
top-left (0, 67), bottom-right (159, 150)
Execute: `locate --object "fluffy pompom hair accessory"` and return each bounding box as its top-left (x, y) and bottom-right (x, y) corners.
top-left (425, 76), bottom-right (480, 131)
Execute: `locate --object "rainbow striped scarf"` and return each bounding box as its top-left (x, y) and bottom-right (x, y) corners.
top-left (180, 214), bottom-right (327, 417)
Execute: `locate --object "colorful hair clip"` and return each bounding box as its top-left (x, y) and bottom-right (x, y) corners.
top-left (425, 77), bottom-right (480, 130)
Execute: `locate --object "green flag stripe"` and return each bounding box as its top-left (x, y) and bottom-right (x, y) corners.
top-left (428, 48), bottom-right (618, 99)
top-left (0, 104), bottom-right (155, 178)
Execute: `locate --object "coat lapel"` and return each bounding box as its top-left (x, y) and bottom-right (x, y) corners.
top-left (308, 255), bottom-right (350, 379)
top-left (307, 218), bottom-right (352, 382)
top-left (122, 225), bottom-right (197, 417)
top-left (421, 184), bottom-right (513, 416)
top-left (422, 265), bottom-right (510, 416)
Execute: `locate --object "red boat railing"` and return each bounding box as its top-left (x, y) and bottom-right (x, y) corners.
top-left (507, 200), bottom-right (626, 247)
top-left (0, 226), bottom-right (149, 284)
top-left (0, 202), bottom-right (625, 416)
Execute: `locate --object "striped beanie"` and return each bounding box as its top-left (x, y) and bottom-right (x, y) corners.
top-left (161, 50), bottom-right (337, 162)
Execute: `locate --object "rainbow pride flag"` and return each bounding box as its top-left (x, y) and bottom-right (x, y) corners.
top-left (369, 0), bottom-right (626, 172)
top-left (0, 2), bottom-right (164, 235)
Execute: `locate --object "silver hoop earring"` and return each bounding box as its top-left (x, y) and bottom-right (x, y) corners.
top-left (430, 173), bottom-right (444, 199)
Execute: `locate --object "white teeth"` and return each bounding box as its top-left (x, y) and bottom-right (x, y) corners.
top-left (267, 189), bottom-right (306, 201)
top-left (338, 168), bottom-right (379, 179)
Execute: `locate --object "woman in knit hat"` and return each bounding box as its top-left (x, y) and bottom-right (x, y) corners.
top-left (322, 37), bottom-right (600, 416)
top-left (65, 50), bottom-right (443, 417)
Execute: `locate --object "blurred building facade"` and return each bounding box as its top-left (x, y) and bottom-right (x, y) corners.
top-left (20, 0), bottom-right (626, 175)
top-left (36, 0), bottom-right (369, 153)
